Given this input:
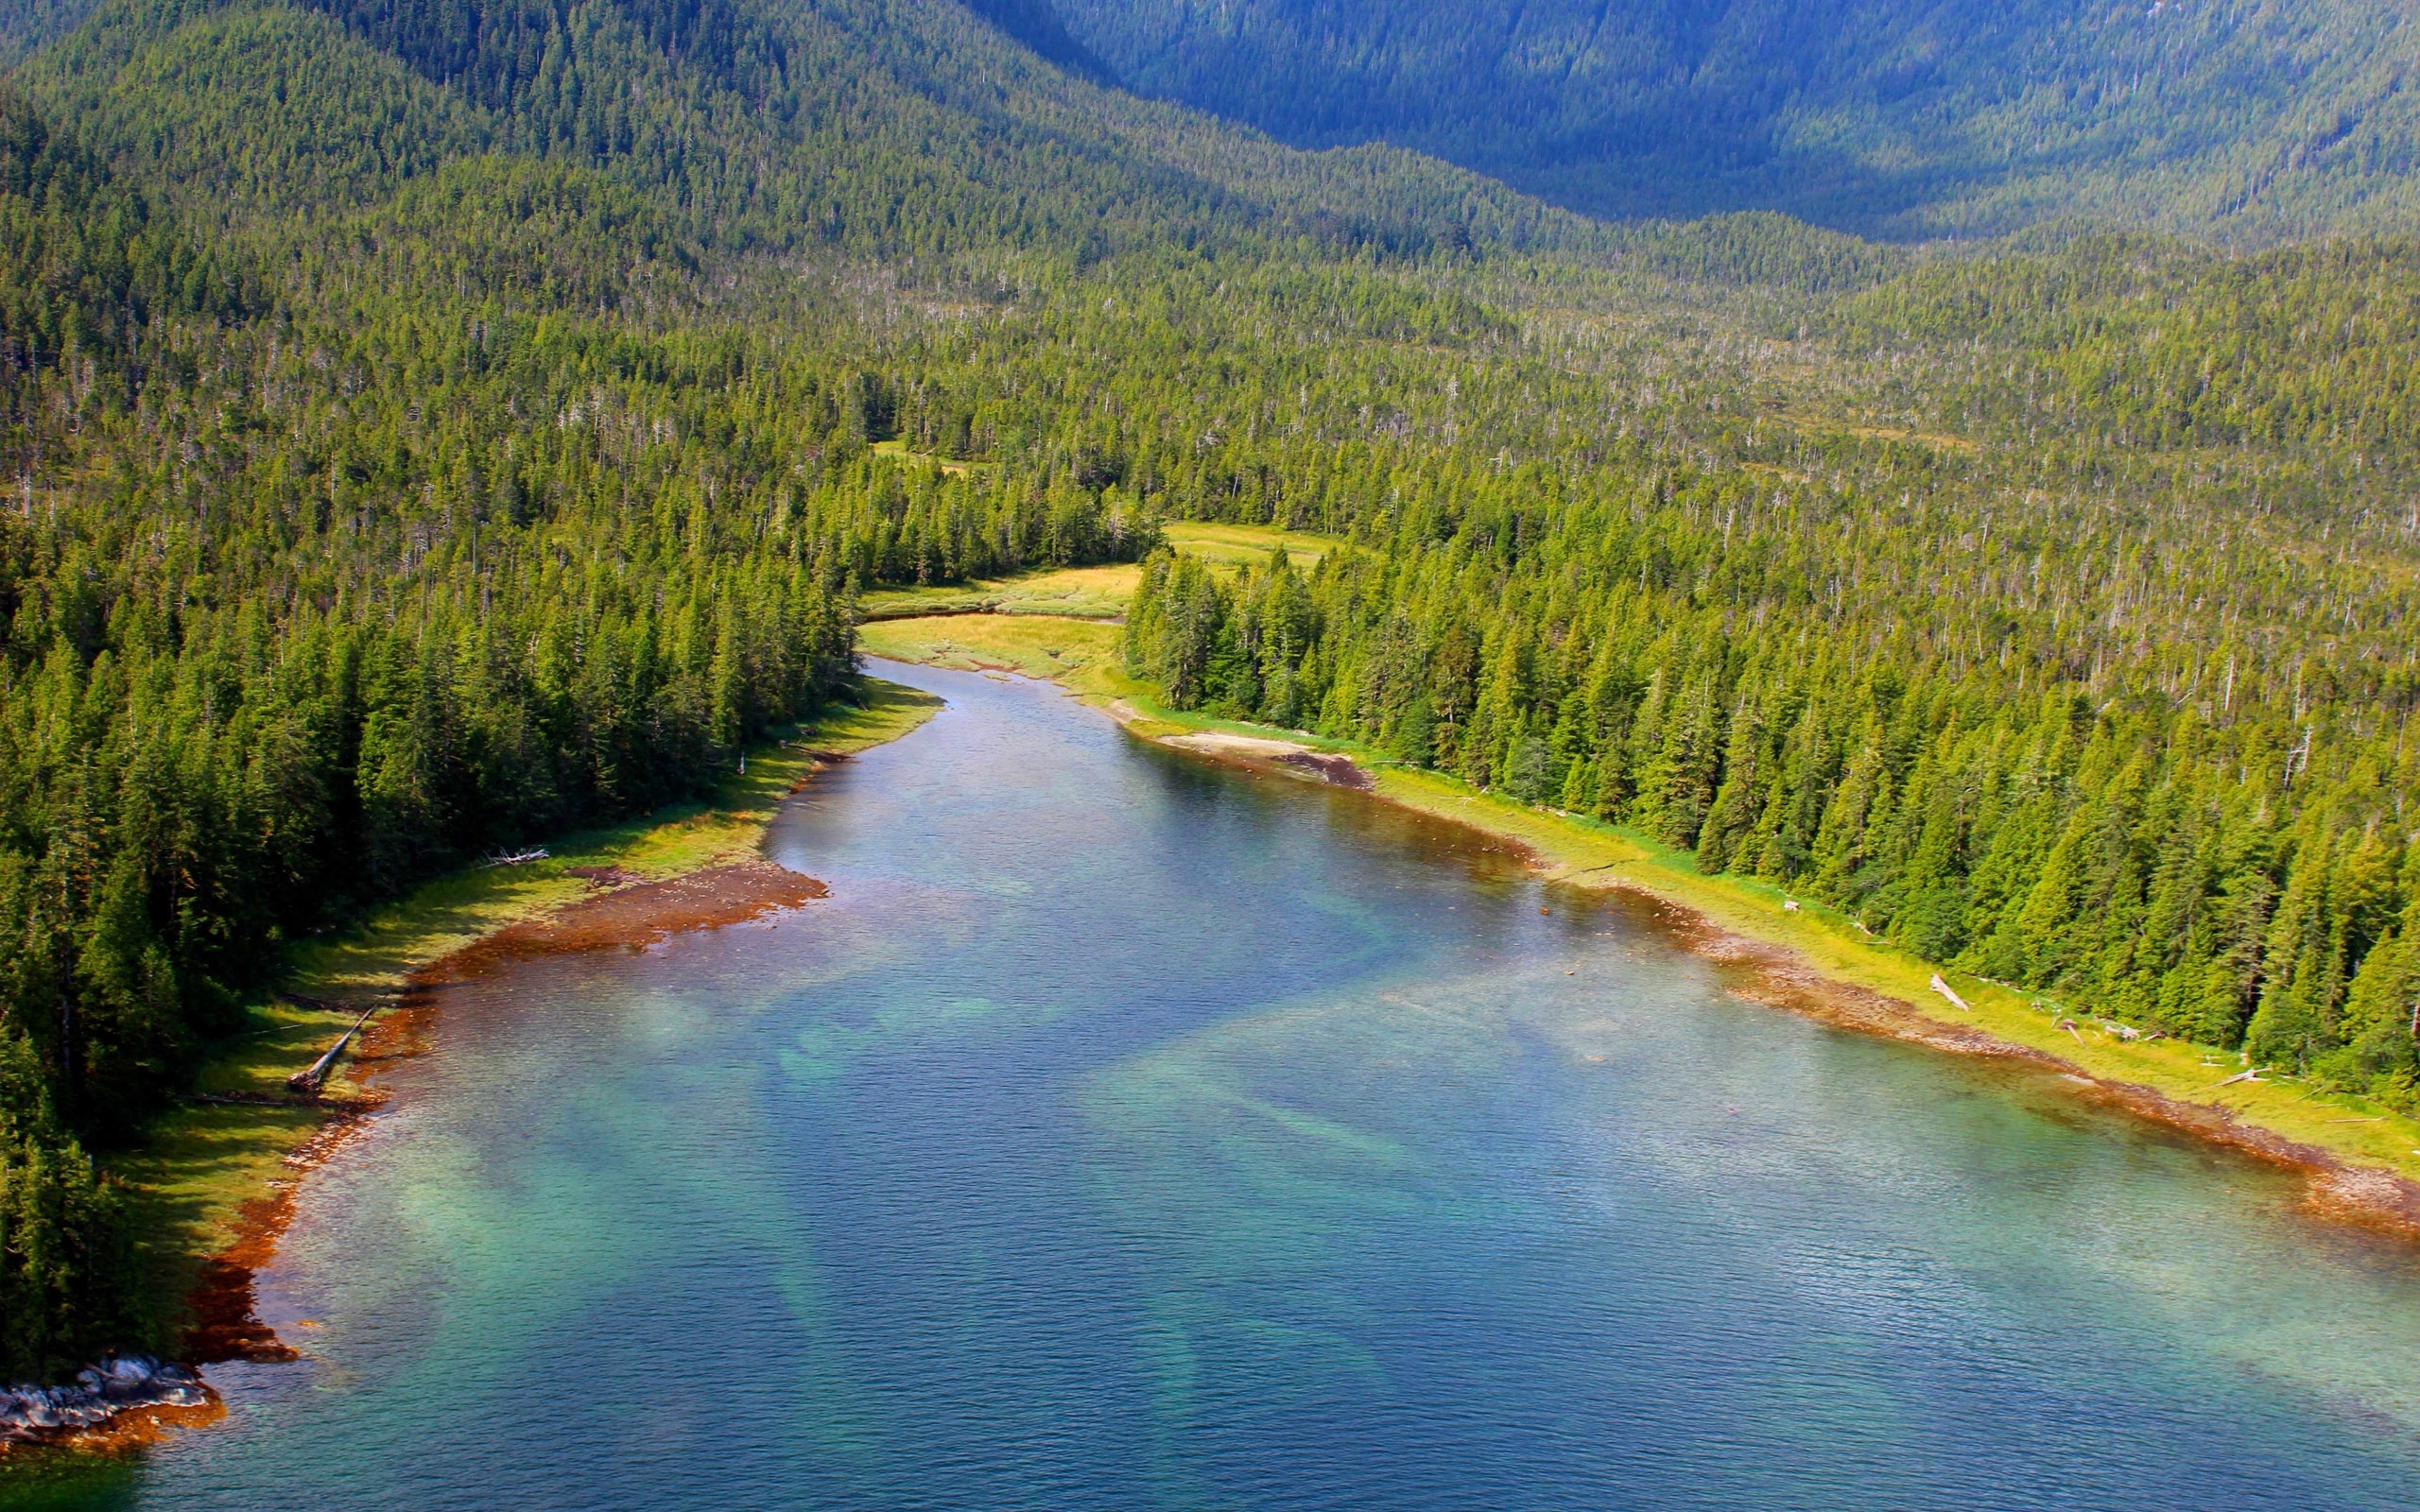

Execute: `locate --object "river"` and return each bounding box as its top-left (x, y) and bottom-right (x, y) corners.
top-left (15, 659), bottom-right (2420, 1509)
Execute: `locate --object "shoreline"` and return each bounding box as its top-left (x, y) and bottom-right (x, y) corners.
top-left (1564, 863), bottom-right (2420, 1239)
top-left (1124, 705), bottom-right (2420, 1240)
top-left (7, 679), bottom-right (943, 1461)
top-left (187, 685), bottom-right (944, 1354)
top-left (852, 610), bottom-right (2420, 1240)
top-left (27, 625), bottom-right (2413, 1452)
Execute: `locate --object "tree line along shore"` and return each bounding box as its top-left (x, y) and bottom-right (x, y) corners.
top-left (3, 0), bottom-right (2420, 1390)
top-left (865, 585), bottom-right (2420, 1208)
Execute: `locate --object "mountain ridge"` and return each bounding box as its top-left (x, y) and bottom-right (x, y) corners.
top-left (0, 0), bottom-right (2418, 1394)
top-left (1050, 0), bottom-right (2420, 242)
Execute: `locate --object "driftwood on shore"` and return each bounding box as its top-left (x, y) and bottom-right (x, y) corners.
top-left (481, 847), bottom-right (550, 868)
top-left (287, 1005), bottom-right (379, 1093)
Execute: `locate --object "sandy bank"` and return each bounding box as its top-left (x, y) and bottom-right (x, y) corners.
top-left (166, 860), bottom-right (841, 1392)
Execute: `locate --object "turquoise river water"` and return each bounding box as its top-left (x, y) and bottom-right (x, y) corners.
top-left (10, 658), bottom-right (2420, 1510)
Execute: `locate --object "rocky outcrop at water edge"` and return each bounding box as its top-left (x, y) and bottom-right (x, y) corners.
top-left (0, 1356), bottom-right (211, 1445)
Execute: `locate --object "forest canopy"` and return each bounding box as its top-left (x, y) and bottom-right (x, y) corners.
top-left (0, 0), bottom-right (2414, 1383)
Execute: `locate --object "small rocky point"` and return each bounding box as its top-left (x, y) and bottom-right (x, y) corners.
top-left (0, 1356), bottom-right (210, 1444)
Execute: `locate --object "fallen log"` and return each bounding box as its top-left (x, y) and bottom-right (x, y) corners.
top-left (287, 1004), bottom-right (379, 1093)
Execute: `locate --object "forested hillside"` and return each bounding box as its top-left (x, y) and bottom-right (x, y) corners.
top-left (0, 0), bottom-right (2416, 1385)
top-left (1053, 0), bottom-right (2420, 241)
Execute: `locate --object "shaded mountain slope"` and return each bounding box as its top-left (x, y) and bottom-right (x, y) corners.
top-left (1054, 0), bottom-right (2420, 241)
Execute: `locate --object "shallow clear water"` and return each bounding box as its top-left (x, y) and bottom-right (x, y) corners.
top-left (16, 660), bottom-right (2420, 1510)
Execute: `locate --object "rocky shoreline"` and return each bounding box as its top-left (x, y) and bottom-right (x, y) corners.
top-left (0, 1357), bottom-right (213, 1448)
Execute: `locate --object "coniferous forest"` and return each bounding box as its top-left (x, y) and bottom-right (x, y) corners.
top-left (1050, 0), bottom-right (2420, 240)
top-left (1, 0), bottom-right (2418, 1383)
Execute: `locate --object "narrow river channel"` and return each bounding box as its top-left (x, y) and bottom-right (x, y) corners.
top-left (28, 659), bottom-right (2420, 1509)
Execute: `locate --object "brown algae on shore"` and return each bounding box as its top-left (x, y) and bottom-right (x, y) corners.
top-left (1378, 756), bottom-right (2420, 1233)
top-left (106, 679), bottom-right (944, 1398)
top-left (1335, 755), bottom-right (2420, 1235)
top-left (411, 860), bottom-right (831, 985)
top-left (851, 562), bottom-right (2420, 1239)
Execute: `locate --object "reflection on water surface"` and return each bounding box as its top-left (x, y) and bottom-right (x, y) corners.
top-left (12, 659), bottom-right (2420, 1511)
